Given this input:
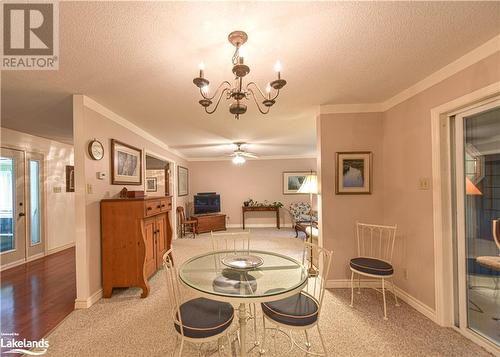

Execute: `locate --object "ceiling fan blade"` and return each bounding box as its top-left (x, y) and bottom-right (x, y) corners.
top-left (241, 152), bottom-right (258, 158)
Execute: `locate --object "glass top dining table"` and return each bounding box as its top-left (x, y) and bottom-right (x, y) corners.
top-left (179, 250), bottom-right (308, 303)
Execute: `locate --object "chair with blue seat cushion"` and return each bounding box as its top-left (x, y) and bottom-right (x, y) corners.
top-left (163, 249), bottom-right (234, 356)
top-left (349, 222), bottom-right (399, 320)
top-left (260, 242), bottom-right (333, 356)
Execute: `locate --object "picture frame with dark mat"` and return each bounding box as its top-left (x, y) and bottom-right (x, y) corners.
top-left (111, 139), bottom-right (142, 185)
top-left (335, 152), bottom-right (372, 194)
top-left (177, 166), bottom-right (189, 197)
top-left (65, 165), bottom-right (75, 192)
top-left (146, 177), bottom-right (157, 192)
top-left (283, 171), bottom-right (313, 194)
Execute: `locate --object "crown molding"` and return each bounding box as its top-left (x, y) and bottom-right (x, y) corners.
top-left (82, 96), bottom-right (187, 160)
top-left (320, 34), bottom-right (500, 115)
top-left (187, 154), bottom-right (317, 162)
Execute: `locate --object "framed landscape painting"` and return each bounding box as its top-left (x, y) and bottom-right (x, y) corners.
top-left (335, 152), bottom-right (372, 194)
top-left (111, 139), bottom-right (142, 185)
top-left (177, 166), bottom-right (189, 197)
top-left (283, 171), bottom-right (313, 194)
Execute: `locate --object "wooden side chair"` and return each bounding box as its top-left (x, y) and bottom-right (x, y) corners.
top-left (176, 206), bottom-right (197, 238)
top-left (349, 222), bottom-right (399, 320)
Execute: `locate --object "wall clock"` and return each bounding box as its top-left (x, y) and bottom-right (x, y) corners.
top-left (88, 139), bottom-right (104, 160)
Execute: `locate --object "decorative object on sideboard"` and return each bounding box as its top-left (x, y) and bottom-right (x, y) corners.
top-left (111, 139), bottom-right (142, 185)
top-left (177, 166), bottom-right (189, 196)
top-left (335, 152), bottom-right (372, 194)
top-left (88, 138), bottom-right (104, 160)
top-left (119, 187), bottom-right (128, 198)
top-left (283, 171), bottom-right (314, 194)
top-left (65, 165), bottom-right (74, 192)
top-left (126, 190), bottom-right (145, 198)
top-left (146, 177), bottom-right (157, 192)
top-left (193, 30), bottom-right (286, 120)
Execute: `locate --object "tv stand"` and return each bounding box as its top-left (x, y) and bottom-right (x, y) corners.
top-left (192, 213), bottom-right (226, 234)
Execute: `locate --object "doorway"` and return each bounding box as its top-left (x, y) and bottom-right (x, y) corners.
top-left (1, 147), bottom-right (45, 269)
top-left (450, 99), bottom-right (500, 348)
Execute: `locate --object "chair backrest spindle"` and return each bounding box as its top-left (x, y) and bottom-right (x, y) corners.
top-left (355, 222), bottom-right (397, 263)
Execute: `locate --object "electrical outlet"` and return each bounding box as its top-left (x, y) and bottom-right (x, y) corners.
top-left (86, 183), bottom-right (93, 194)
top-left (418, 177), bottom-right (431, 190)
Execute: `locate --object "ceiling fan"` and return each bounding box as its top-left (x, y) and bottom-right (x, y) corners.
top-left (228, 142), bottom-right (257, 165)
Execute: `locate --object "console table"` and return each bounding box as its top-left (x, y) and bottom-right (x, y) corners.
top-left (242, 206), bottom-right (280, 229)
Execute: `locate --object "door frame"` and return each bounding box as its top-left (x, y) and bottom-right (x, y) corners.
top-left (144, 150), bottom-right (178, 239)
top-left (0, 146), bottom-right (47, 270)
top-left (430, 82), bottom-right (500, 354)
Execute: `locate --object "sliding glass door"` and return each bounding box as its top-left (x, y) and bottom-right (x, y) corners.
top-left (453, 100), bottom-right (500, 348)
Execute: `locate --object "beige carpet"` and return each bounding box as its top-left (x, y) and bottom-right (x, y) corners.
top-left (42, 228), bottom-right (492, 356)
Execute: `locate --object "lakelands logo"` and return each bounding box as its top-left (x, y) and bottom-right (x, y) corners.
top-left (1, 333), bottom-right (49, 355)
top-left (1, 0), bottom-right (59, 70)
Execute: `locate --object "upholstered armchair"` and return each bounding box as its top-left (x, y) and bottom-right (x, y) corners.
top-left (289, 202), bottom-right (318, 227)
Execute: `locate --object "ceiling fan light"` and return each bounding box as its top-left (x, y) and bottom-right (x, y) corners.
top-left (232, 155), bottom-right (246, 165)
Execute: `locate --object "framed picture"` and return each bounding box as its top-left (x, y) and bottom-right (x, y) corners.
top-left (65, 165), bottom-right (74, 192)
top-left (111, 139), bottom-right (142, 185)
top-left (335, 152), bottom-right (372, 194)
top-left (283, 171), bottom-right (313, 194)
top-left (177, 166), bottom-right (189, 197)
top-left (146, 177), bottom-right (157, 192)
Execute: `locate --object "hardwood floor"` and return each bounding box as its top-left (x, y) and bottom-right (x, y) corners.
top-left (1, 247), bottom-right (76, 353)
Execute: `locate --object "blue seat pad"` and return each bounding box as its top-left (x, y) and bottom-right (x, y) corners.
top-left (174, 297), bottom-right (234, 338)
top-left (261, 291), bottom-right (318, 326)
top-left (350, 257), bottom-right (394, 276)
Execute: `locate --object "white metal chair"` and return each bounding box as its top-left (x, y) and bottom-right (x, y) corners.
top-left (162, 249), bottom-right (234, 356)
top-left (349, 222), bottom-right (399, 320)
top-left (260, 242), bottom-right (333, 356)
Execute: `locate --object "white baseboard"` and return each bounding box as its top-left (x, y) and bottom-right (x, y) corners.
top-left (226, 224), bottom-right (289, 229)
top-left (326, 279), bottom-right (437, 323)
top-left (74, 289), bottom-right (102, 309)
top-left (0, 258), bottom-right (27, 271)
top-left (47, 242), bottom-right (75, 255)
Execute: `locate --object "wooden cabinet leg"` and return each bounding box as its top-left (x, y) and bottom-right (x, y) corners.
top-left (140, 280), bottom-right (151, 298)
top-left (103, 285), bottom-right (113, 298)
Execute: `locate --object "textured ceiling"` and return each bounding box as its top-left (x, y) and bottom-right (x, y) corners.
top-left (2, 1), bottom-right (499, 158)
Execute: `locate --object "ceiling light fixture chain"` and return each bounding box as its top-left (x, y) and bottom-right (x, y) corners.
top-left (193, 30), bottom-right (286, 120)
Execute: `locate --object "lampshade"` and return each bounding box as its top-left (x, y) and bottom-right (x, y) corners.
top-left (466, 177), bottom-right (482, 196)
top-left (297, 174), bottom-right (318, 194)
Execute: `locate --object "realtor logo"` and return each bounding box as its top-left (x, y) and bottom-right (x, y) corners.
top-left (1, 0), bottom-right (59, 70)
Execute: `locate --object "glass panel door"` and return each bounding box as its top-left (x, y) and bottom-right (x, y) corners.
top-left (0, 148), bottom-right (26, 266)
top-left (26, 152), bottom-right (44, 258)
top-left (454, 102), bottom-right (500, 348)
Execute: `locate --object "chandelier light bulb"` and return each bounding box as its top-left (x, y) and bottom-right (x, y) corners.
top-left (238, 46), bottom-right (247, 64)
top-left (266, 83), bottom-right (271, 93)
top-left (232, 155), bottom-right (246, 165)
top-left (202, 85), bottom-right (209, 95)
top-left (274, 60), bottom-right (281, 72)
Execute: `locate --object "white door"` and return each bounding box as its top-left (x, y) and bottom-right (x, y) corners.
top-left (0, 148), bottom-right (26, 266)
top-left (0, 148), bottom-right (45, 268)
top-left (452, 99), bottom-right (500, 349)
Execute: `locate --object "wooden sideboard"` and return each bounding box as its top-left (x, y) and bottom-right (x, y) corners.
top-left (100, 196), bottom-right (173, 298)
top-left (242, 206), bottom-right (280, 229)
top-left (193, 213), bottom-right (226, 234)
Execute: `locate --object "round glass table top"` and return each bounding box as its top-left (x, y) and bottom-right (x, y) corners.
top-left (179, 250), bottom-right (307, 300)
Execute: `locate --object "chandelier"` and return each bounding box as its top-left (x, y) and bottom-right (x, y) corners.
top-left (193, 31), bottom-right (287, 120)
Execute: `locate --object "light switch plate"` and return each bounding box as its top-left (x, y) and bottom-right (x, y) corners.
top-left (86, 183), bottom-right (93, 194)
top-left (53, 186), bottom-right (62, 193)
top-left (418, 178), bottom-right (431, 190)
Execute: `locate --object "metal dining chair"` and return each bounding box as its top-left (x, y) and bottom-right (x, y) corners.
top-left (162, 249), bottom-right (234, 356)
top-left (209, 231), bottom-right (260, 348)
top-left (349, 222), bottom-right (399, 320)
top-left (260, 242), bottom-right (333, 356)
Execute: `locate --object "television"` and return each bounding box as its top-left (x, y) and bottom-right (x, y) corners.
top-left (194, 193), bottom-right (221, 215)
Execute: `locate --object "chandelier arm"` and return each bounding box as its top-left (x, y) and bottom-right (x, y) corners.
top-left (247, 82), bottom-right (280, 101)
top-left (231, 47), bottom-right (239, 65)
top-left (248, 89), bottom-right (270, 115)
top-left (204, 88), bottom-right (230, 115)
top-left (200, 81), bottom-right (232, 100)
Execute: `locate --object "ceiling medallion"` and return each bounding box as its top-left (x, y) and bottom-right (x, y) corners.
top-left (193, 30), bottom-right (287, 120)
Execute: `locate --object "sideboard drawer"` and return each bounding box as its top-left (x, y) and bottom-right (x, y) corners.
top-left (145, 200), bottom-right (161, 216)
top-left (160, 197), bottom-right (172, 212)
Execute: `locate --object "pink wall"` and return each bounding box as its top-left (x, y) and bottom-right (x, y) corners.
top-left (317, 113), bottom-right (384, 280)
top-left (318, 51), bottom-right (500, 309)
top-left (189, 158), bottom-right (317, 227)
top-left (74, 98), bottom-right (189, 299)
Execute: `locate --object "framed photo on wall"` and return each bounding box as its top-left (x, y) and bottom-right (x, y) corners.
top-left (177, 166), bottom-right (189, 196)
top-left (283, 171), bottom-right (313, 194)
top-left (146, 177), bottom-right (157, 192)
top-left (111, 139), bottom-right (143, 185)
top-left (335, 152), bottom-right (372, 194)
